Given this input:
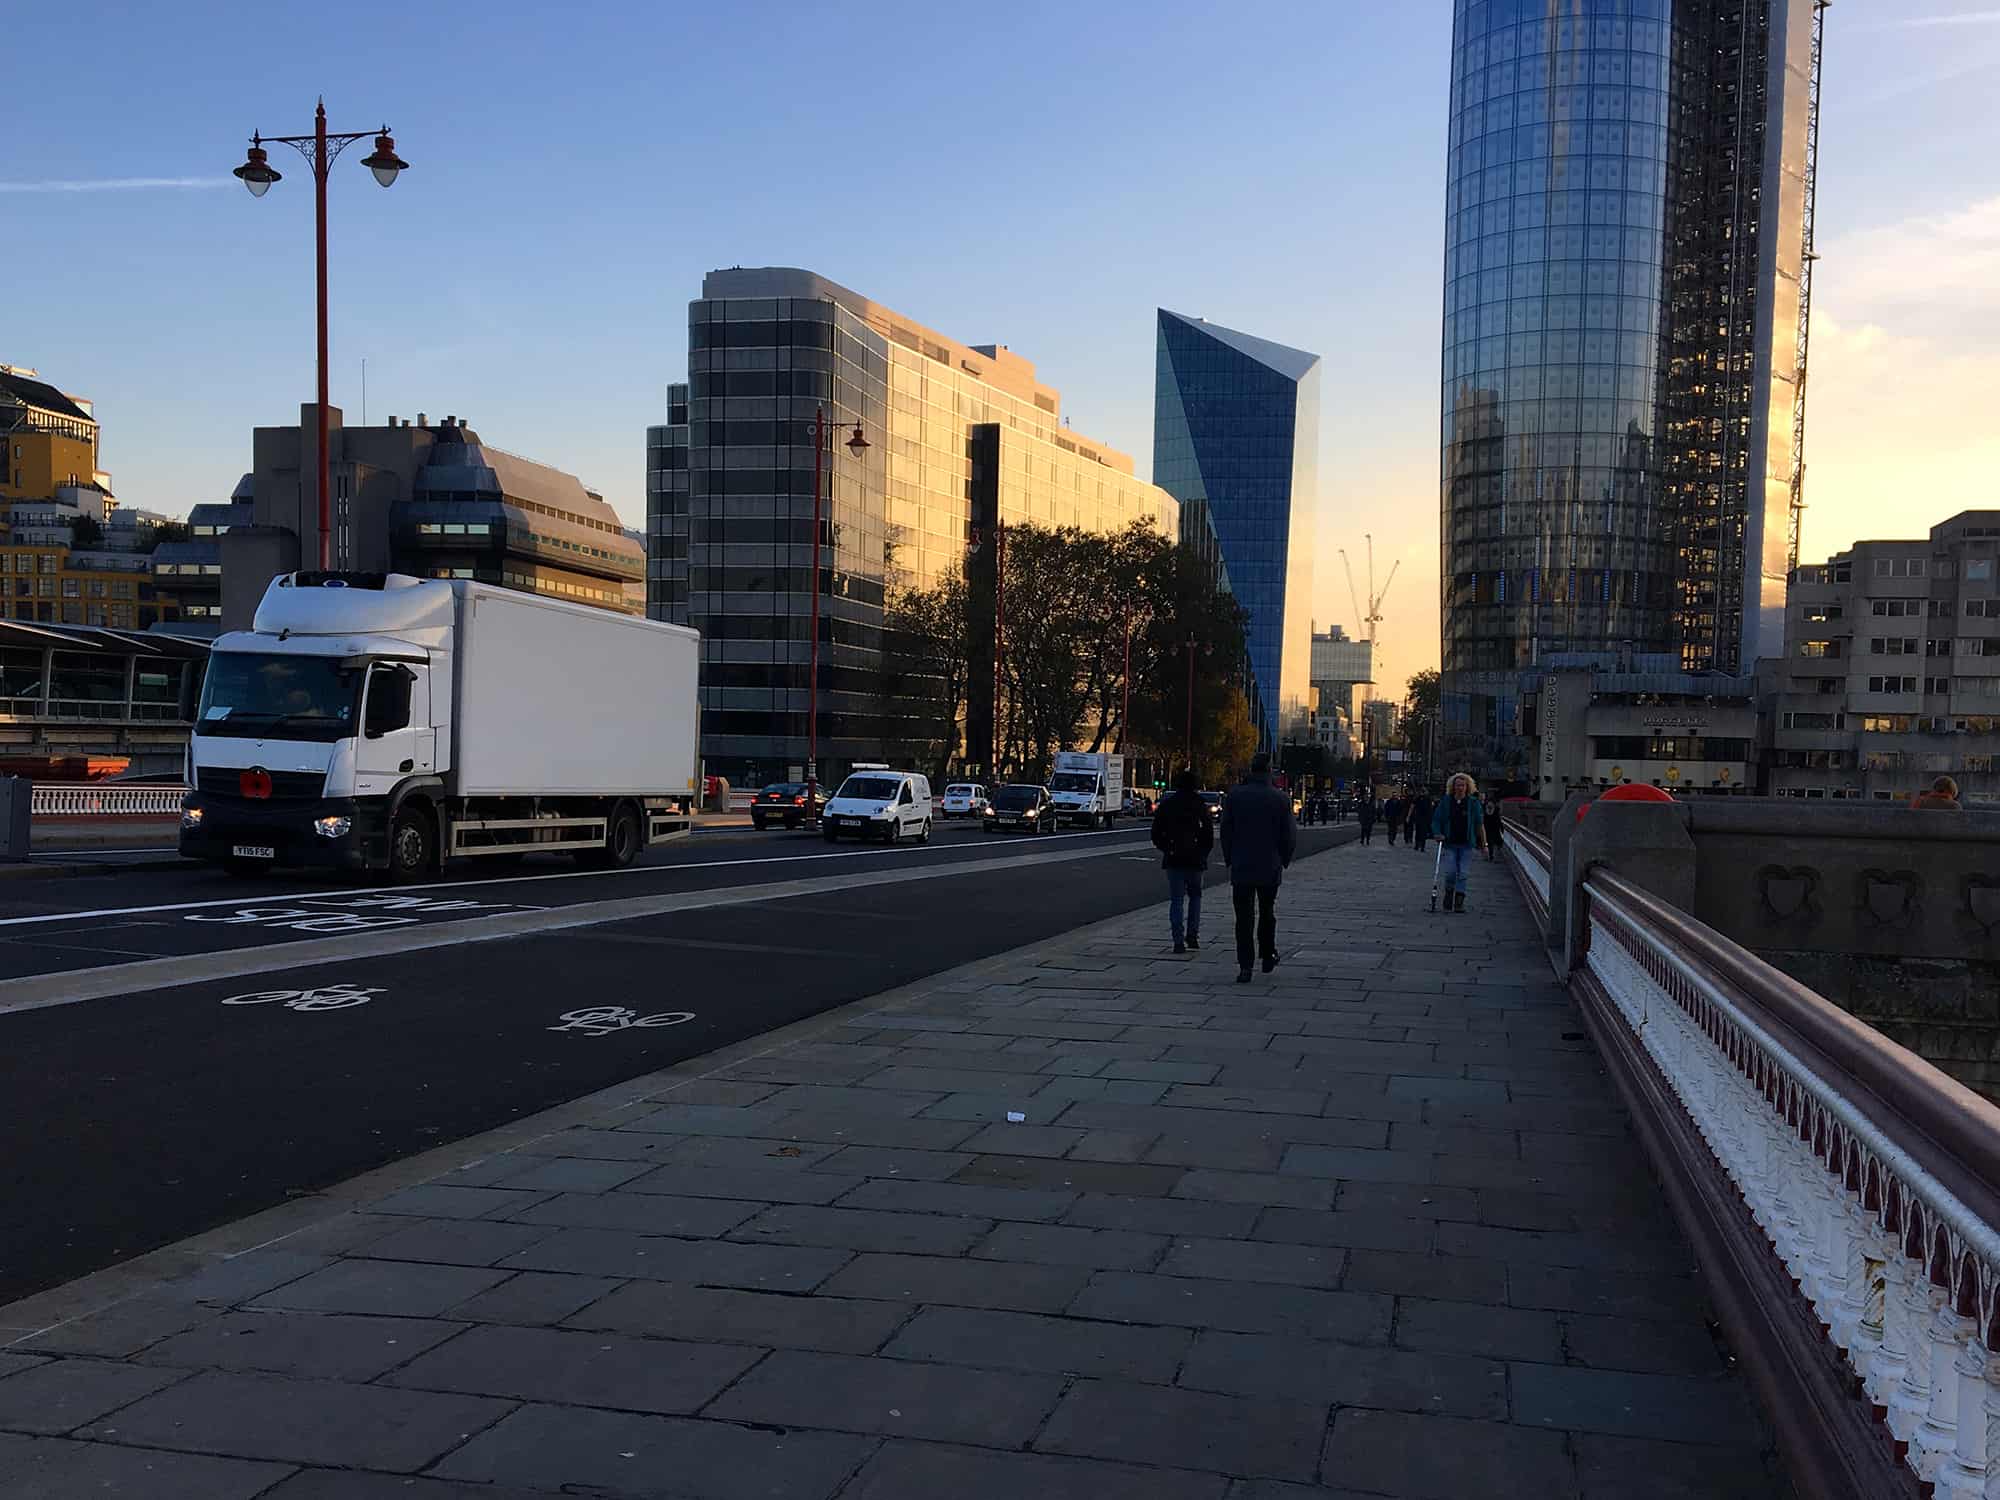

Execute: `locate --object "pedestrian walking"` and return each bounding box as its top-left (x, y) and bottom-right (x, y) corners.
top-left (1383, 794), bottom-right (1405, 847)
top-left (1220, 751), bottom-right (1298, 984)
top-left (1357, 793), bottom-right (1377, 846)
top-left (1912, 775), bottom-right (1962, 811)
top-left (1150, 768), bottom-right (1214, 954)
top-left (1411, 787), bottom-right (1435, 853)
top-left (1484, 797), bottom-right (1504, 860)
top-left (1431, 772), bottom-right (1487, 913)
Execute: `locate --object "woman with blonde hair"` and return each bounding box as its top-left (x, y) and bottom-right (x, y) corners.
top-left (1429, 771), bottom-right (1487, 913)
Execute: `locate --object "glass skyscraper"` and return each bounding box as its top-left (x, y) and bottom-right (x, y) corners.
top-left (1441, 0), bottom-right (1815, 763)
top-left (649, 268), bottom-right (1177, 786)
top-left (1154, 311), bottom-right (1321, 750)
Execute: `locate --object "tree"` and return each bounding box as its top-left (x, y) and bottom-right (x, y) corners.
top-left (1400, 669), bottom-right (1441, 781)
top-left (881, 568), bottom-right (973, 782)
top-left (68, 515), bottom-right (103, 549)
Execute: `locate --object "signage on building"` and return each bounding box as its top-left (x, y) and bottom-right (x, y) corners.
top-left (1538, 677), bottom-right (1558, 789)
top-left (1642, 714), bottom-right (1711, 729)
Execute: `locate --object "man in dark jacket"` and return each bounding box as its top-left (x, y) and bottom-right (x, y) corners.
top-left (1220, 752), bottom-right (1298, 983)
top-left (1411, 788), bottom-right (1435, 853)
top-left (1383, 793), bottom-right (1405, 847)
top-left (1357, 793), bottom-right (1378, 845)
top-left (1150, 769), bottom-right (1214, 954)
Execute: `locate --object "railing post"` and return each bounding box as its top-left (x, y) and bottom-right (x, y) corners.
top-left (1930, 1337), bottom-right (1992, 1497)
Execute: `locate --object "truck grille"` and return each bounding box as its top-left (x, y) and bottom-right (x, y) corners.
top-left (197, 768), bottom-right (327, 800)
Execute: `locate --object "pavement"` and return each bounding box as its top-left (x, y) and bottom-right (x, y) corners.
top-left (0, 832), bottom-right (1789, 1499)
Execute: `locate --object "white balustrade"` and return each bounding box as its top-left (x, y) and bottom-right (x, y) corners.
top-left (29, 785), bottom-right (189, 816)
top-left (1529, 850), bottom-right (2000, 1499)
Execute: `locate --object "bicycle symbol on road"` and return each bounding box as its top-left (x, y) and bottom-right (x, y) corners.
top-left (222, 983), bottom-right (383, 1012)
top-left (548, 1006), bottom-right (695, 1037)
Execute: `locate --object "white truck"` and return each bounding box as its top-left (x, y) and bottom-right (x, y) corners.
top-left (179, 572), bottom-right (700, 880)
top-left (1046, 750), bottom-right (1125, 829)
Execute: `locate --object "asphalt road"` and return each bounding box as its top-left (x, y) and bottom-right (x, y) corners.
top-left (1, 818), bottom-right (1357, 1304)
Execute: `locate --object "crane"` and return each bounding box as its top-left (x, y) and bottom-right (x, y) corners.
top-left (1339, 534), bottom-right (1400, 645)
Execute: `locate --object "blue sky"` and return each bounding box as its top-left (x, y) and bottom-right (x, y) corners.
top-left (6, 2), bottom-right (1998, 698)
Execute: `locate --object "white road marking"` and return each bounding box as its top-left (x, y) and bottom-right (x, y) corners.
top-left (549, 1006), bottom-right (694, 1036)
top-left (222, 983), bottom-right (382, 1012)
top-left (0, 827), bottom-right (1141, 931)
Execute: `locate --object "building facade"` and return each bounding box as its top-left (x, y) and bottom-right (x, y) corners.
top-left (223, 407), bottom-right (641, 630)
top-left (1309, 624), bottom-right (1374, 736)
top-left (1769, 512), bottom-right (2000, 804)
top-left (1154, 311), bottom-right (1320, 750)
top-left (0, 366), bottom-right (103, 503)
top-left (1440, 2), bottom-right (1818, 764)
top-left (1525, 654), bottom-right (1757, 800)
top-left (648, 267), bottom-right (1177, 788)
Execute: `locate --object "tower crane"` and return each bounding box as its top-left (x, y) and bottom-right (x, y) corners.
top-left (1339, 535), bottom-right (1400, 645)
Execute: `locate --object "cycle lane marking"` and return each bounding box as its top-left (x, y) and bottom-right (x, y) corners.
top-left (0, 835), bottom-right (1151, 1019)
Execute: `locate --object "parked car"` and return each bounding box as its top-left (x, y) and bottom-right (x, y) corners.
top-left (750, 782), bottom-right (825, 830)
top-left (1121, 792), bottom-right (1150, 817)
top-left (941, 783), bottom-right (989, 818)
top-left (822, 767), bottom-right (932, 844)
top-left (982, 783), bottom-right (1056, 835)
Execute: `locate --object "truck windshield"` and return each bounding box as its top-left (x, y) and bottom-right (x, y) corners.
top-left (1048, 772), bottom-right (1098, 793)
top-left (197, 652), bottom-right (363, 742)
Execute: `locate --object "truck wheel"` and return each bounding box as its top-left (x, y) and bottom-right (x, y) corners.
top-left (222, 856), bottom-right (272, 879)
top-left (605, 804), bottom-right (642, 868)
top-left (388, 807), bottom-right (433, 884)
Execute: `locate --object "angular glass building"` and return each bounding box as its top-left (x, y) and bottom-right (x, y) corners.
top-left (1154, 311), bottom-right (1321, 749)
top-left (1441, 0), bottom-right (1818, 764)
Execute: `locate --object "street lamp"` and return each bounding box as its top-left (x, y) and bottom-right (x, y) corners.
top-left (235, 100), bottom-right (409, 570)
top-left (804, 406), bottom-right (868, 824)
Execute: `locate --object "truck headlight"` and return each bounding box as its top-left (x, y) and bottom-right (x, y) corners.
top-left (180, 806), bottom-right (204, 830)
top-left (313, 815), bottom-right (353, 839)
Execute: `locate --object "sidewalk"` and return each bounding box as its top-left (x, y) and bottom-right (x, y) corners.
top-left (0, 837), bottom-right (1787, 1499)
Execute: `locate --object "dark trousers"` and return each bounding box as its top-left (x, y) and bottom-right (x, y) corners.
top-left (1232, 882), bottom-right (1278, 970)
top-left (1414, 822), bottom-right (1428, 852)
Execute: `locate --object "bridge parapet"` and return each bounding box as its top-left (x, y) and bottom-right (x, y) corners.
top-left (1511, 817), bottom-right (2000, 1498)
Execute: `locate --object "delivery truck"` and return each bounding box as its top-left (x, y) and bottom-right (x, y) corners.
top-left (1046, 749), bottom-right (1125, 829)
top-left (179, 572), bottom-right (700, 880)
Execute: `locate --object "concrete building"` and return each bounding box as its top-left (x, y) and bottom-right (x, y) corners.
top-left (224, 406), bottom-right (641, 631)
top-left (1154, 311), bottom-right (1320, 749)
top-left (648, 267), bottom-right (1177, 788)
top-left (1525, 653), bottom-right (1758, 802)
top-left (1768, 511), bottom-right (2000, 803)
top-left (1361, 698), bottom-right (1399, 762)
top-left (1309, 624), bottom-right (1373, 740)
top-left (0, 365), bottom-right (105, 504)
top-left (1440, 4), bottom-right (1822, 762)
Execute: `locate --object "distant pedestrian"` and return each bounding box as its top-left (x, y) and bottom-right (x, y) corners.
top-left (1383, 794), bottom-right (1405, 847)
top-left (1484, 798), bottom-right (1504, 861)
top-left (1151, 769), bottom-right (1214, 954)
top-left (1220, 752), bottom-right (1298, 984)
top-left (1357, 794), bottom-right (1378, 845)
top-left (1912, 775), bottom-right (1962, 811)
top-left (1431, 772), bottom-right (1487, 913)
top-left (1411, 788), bottom-right (1435, 853)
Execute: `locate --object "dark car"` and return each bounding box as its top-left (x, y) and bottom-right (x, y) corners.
top-left (1197, 791), bottom-right (1224, 822)
top-left (983, 783), bottom-right (1056, 836)
top-left (751, 782), bottom-right (825, 830)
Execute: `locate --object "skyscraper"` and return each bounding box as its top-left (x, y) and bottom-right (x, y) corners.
top-left (1440, 1), bottom-right (1821, 761)
top-left (1154, 311), bottom-right (1321, 749)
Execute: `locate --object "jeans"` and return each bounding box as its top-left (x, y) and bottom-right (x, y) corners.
top-left (1439, 842), bottom-right (1474, 893)
top-left (1232, 882), bottom-right (1278, 970)
top-left (1166, 867), bottom-right (1203, 943)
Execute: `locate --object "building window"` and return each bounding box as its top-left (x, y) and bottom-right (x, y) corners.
top-left (1873, 557), bottom-right (1929, 579)
top-left (1801, 604), bottom-right (1842, 622)
top-left (1860, 715), bottom-right (1913, 733)
top-left (1926, 677), bottom-right (1951, 696)
top-left (1867, 676), bottom-right (1919, 694)
top-left (1782, 711), bottom-right (1841, 730)
top-left (1798, 640), bottom-right (1841, 659)
top-left (1965, 599), bottom-right (2000, 618)
top-left (1868, 637), bottom-right (1919, 655)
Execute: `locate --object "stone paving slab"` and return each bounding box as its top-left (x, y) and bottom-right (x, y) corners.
top-left (0, 837), bottom-right (1790, 1496)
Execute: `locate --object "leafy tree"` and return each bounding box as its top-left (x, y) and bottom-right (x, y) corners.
top-left (1400, 669), bottom-right (1441, 782)
top-left (68, 515), bottom-right (104, 548)
top-left (881, 568), bottom-right (973, 782)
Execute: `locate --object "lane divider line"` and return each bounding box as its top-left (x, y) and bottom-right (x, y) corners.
top-left (0, 826), bottom-right (1142, 931)
top-left (0, 837), bottom-right (1146, 1018)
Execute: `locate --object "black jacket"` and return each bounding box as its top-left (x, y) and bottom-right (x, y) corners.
top-left (1220, 772), bottom-right (1298, 887)
top-left (1150, 790), bottom-right (1214, 871)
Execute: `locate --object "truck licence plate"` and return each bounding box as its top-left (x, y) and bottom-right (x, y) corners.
top-left (232, 845), bottom-right (276, 860)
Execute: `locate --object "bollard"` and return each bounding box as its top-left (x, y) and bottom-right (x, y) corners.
top-left (0, 776), bottom-right (30, 863)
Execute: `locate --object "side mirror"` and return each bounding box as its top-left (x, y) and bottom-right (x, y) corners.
top-left (364, 666), bottom-right (413, 739)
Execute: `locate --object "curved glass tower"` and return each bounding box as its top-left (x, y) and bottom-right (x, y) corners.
top-left (1441, 0), bottom-right (1813, 765)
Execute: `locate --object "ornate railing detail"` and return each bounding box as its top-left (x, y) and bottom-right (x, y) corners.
top-left (31, 785), bottom-right (189, 816)
top-left (1577, 866), bottom-right (2000, 1495)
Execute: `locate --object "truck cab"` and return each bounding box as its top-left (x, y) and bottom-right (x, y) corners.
top-left (1047, 751), bottom-right (1124, 830)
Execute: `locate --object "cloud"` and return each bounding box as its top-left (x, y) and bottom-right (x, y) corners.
top-left (0, 177), bottom-right (233, 193)
top-left (1817, 194), bottom-right (2000, 323)
top-left (1853, 10), bottom-right (2000, 29)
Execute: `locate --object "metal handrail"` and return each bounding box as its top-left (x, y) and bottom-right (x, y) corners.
top-left (1579, 865), bottom-right (2000, 1491)
top-left (31, 785), bottom-right (190, 816)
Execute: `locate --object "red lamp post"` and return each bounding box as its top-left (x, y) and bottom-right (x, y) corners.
top-left (235, 100), bottom-right (409, 570)
top-left (804, 407), bottom-right (869, 824)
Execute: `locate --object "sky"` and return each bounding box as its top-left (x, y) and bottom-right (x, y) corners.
top-left (5, 1), bottom-right (1997, 704)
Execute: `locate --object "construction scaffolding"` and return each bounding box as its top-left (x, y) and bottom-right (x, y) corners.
top-left (1787, 0), bottom-right (1829, 575)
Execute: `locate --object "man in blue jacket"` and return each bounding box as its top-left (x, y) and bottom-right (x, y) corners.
top-left (1430, 772), bottom-right (1487, 913)
top-left (1220, 752), bottom-right (1298, 983)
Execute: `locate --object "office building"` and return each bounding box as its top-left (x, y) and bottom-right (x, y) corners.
top-left (149, 479), bottom-right (254, 636)
top-left (1440, 3), bottom-right (1822, 762)
top-left (648, 267), bottom-right (1177, 787)
top-left (1362, 698), bottom-right (1399, 759)
top-left (1310, 624), bottom-right (1374, 732)
top-left (1525, 652), bottom-right (1757, 800)
top-left (223, 406), bottom-right (641, 629)
top-left (1154, 310), bottom-right (1320, 749)
top-left (1769, 512), bottom-right (2000, 803)
top-left (0, 365), bottom-right (105, 503)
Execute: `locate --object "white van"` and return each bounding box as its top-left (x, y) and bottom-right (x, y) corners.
top-left (941, 783), bottom-right (988, 818)
top-left (823, 766), bottom-right (932, 844)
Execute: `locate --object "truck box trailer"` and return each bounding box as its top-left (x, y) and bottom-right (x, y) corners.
top-left (1047, 750), bottom-right (1125, 829)
top-left (179, 572), bottom-right (699, 879)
